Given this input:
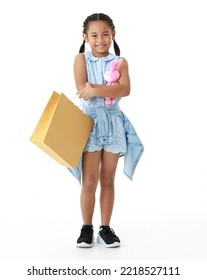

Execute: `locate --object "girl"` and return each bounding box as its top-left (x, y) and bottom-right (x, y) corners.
top-left (70, 13), bottom-right (144, 248)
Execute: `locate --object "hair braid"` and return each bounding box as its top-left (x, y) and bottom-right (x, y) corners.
top-left (113, 40), bottom-right (120, 56)
top-left (79, 40), bottom-right (85, 53)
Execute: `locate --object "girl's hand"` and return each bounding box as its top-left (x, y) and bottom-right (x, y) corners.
top-left (77, 83), bottom-right (95, 101)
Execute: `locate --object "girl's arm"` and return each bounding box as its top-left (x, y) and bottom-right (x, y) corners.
top-left (74, 54), bottom-right (131, 101)
top-left (73, 53), bottom-right (87, 91)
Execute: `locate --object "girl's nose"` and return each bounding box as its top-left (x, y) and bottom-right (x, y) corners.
top-left (97, 36), bottom-right (104, 43)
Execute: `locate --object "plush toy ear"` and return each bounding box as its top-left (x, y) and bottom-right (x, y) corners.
top-left (115, 58), bottom-right (123, 68)
top-left (111, 58), bottom-right (123, 70)
top-left (109, 60), bottom-right (116, 70)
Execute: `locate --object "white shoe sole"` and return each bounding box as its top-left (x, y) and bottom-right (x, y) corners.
top-left (97, 235), bottom-right (120, 248)
top-left (76, 236), bottom-right (94, 248)
top-left (76, 242), bottom-right (93, 248)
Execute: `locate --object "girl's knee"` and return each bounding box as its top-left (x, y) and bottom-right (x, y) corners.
top-left (82, 176), bottom-right (98, 192)
top-left (100, 176), bottom-right (115, 188)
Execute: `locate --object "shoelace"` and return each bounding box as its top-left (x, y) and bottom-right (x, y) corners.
top-left (101, 226), bottom-right (117, 237)
top-left (80, 226), bottom-right (93, 237)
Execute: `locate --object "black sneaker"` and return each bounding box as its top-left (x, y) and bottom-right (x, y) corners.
top-left (77, 225), bottom-right (94, 248)
top-left (97, 226), bottom-right (120, 248)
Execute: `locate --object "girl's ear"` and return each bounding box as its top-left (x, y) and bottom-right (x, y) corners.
top-left (112, 31), bottom-right (116, 40)
top-left (83, 33), bottom-right (88, 42)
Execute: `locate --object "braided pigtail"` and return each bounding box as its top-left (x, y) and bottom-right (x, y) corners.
top-left (113, 40), bottom-right (120, 56)
top-left (79, 40), bottom-right (85, 53)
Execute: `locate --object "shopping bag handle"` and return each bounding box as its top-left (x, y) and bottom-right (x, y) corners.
top-left (70, 95), bottom-right (79, 101)
top-left (70, 95), bottom-right (84, 113)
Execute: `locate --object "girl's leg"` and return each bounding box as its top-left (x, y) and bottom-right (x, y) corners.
top-left (99, 151), bottom-right (119, 226)
top-left (81, 151), bottom-right (102, 225)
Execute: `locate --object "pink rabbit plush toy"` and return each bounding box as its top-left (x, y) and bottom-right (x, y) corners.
top-left (104, 58), bottom-right (123, 105)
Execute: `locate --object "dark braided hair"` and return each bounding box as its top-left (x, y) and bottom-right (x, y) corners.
top-left (79, 13), bottom-right (120, 56)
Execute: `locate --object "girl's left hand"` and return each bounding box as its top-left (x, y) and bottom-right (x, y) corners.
top-left (77, 83), bottom-right (94, 101)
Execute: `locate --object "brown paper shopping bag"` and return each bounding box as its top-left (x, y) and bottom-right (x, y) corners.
top-left (30, 91), bottom-right (93, 169)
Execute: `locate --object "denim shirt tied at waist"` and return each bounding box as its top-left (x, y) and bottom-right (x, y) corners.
top-left (68, 103), bottom-right (144, 184)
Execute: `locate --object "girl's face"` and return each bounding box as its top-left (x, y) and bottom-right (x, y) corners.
top-left (83, 20), bottom-right (115, 57)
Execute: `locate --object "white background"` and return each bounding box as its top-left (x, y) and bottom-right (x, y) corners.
top-left (0, 0), bottom-right (207, 275)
